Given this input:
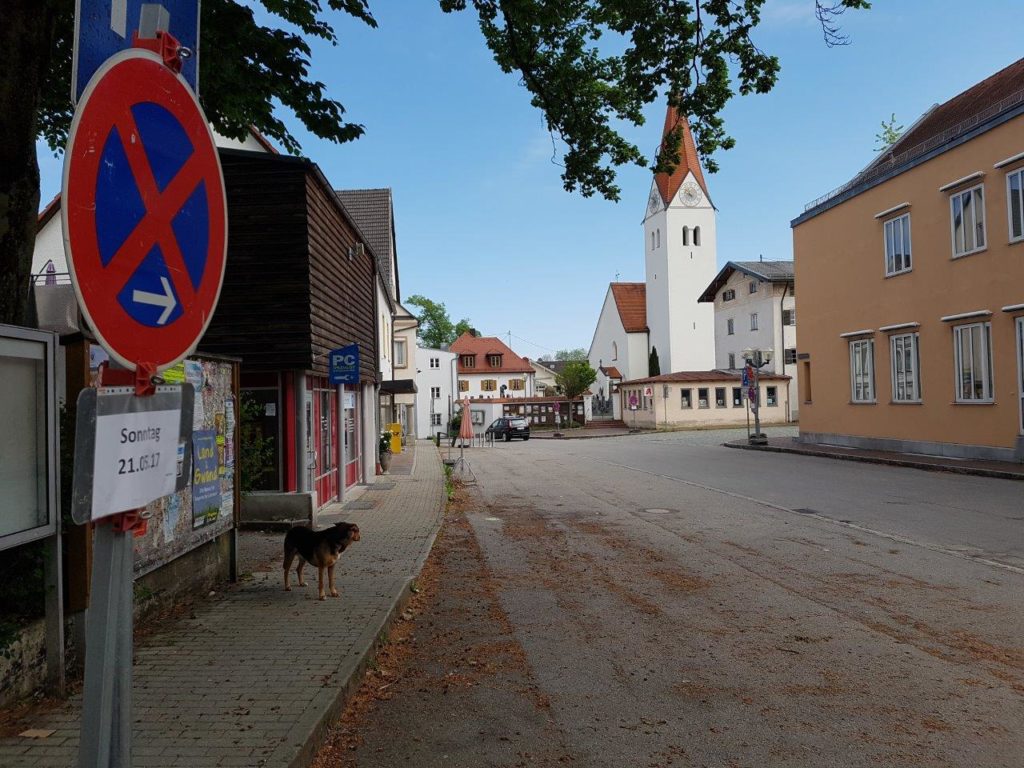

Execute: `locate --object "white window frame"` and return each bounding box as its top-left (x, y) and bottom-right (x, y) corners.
top-left (750, 313), bottom-right (759, 331)
top-left (749, 280), bottom-right (758, 294)
top-left (1007, 168), bottom-right (1024, 243)
top-left (429, 357), bottom-right (440, 369)
top-left (431, 413), bottom-right (442, 426)
top-left (953, 322), bottom-right (994, 403)
top-left (430, 386), bottom-right (441, 399)
top-left (849, 338), bottom-right (876, 403)
top-left (727, 318), bottom-right (734, 336)
top-left (889, 332), bottom-right (921, 403)
top-left (727, 352), bottom-right (736, 369)
top-left (883, 213), bottom-right (913, 276)
top-left (950, 184), bottom-right (987, 258)
top-left (394, 338), bottom-right (407, 367)
top-left (722, 289), bottom-right (735, 302)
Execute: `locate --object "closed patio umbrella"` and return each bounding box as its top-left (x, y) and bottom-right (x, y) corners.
top-left (458, 398), bottom-right (474, 444)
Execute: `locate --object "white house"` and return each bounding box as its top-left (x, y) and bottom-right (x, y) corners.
top-left (334, 188), bottom-right (410, 438)
top-left (587, 104), bottom-right (717, 408)
top-left (450, 333), bottom-right (535, 401)
top-left (31, 127), bottom-right (276, 283)
top-left (414, 346), bottom-right (456, 439)
top-left (698, 260), bottom-right (798, 421)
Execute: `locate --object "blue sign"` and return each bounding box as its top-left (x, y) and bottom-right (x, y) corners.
top-left (329, 344), bottom-right (360, 385)
top-left (73, 0), bottom-right (200, 102)
top-left (191, 429), bottom-right (220, 527)
top-left (741, 368), bottom-right (750, 387)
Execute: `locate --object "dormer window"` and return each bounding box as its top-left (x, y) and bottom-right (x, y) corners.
top-left (488, 354), bottom-right (502, 367)
top-left (461, 355), bottom-right (476, 369)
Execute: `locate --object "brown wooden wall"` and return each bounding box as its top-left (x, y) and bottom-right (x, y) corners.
top-left (200, 151), bottom-right (312, 370)
top-left (304, 172), bottom-right (379, 382)
top-left (200, 151), bottom-right (379, 381)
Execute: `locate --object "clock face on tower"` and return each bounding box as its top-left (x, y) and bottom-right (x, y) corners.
top-left (679, 181), bottom-right (702, 207)
top-left (648, 190), bottom-right (662, 215)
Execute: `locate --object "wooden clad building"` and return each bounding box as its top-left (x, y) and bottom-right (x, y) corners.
top-left (200, 149), bottom-right (381, 515)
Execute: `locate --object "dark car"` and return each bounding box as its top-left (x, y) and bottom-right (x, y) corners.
top-left (486, 417), bottom-right (530, 442)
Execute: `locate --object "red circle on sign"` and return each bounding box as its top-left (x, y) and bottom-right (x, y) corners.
top-left (62, 49), bottom-right (227, 372)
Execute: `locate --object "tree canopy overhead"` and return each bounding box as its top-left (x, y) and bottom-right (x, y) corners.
top-left (2, 0), bottom-right (870, 325)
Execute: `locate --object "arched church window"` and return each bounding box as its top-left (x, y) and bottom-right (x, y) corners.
top-left (682, 226), bottom-right (689, 246)
top-left (650, 231), bottom-right (655, 251)
top-left (693, 226), bottom-right (701, 246)
top-left (656, 229), bottom-right (661, 248)
top-left (612, 342), bottom-right (618, 361)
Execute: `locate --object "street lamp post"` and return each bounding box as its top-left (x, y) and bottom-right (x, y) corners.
top-left (742, 348), bottom-right (773, 446)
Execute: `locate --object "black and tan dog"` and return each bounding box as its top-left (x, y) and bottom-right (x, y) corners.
top-left (283, 522), bottom-right (361, 600)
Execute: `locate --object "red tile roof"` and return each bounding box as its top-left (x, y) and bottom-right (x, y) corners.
top-left (882, 57), bottom-right (1024, 161)
top-left (451, 333), bottom-right (533, 374)
top-left (655, 105), bottom-right (710, 205)
top-left (600, 366), bottom-right (623, 379)
top-left (609, 283), bottom-right (648, 333)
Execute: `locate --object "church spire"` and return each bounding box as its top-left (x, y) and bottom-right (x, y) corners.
top-left (654, 104), bottom-right (710, 205)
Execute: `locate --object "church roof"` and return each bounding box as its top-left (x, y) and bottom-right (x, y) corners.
top-left (654, 105), bottom-right (710, 205)
top-left (698, 261), bottom-right (794, 303)
top-left (609, 283), bottom-right (648, 333)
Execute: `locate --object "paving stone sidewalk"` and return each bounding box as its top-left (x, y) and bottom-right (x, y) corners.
top-left (726, 436), bottom-right (1024, 480)
top-left (0, 443), bottom-right (444, 768)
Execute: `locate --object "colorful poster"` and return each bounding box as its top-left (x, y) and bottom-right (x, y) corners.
top-left (162, 362), bottom-right (186, 384)
top-left (185, 360), bottom-right (204, 389)
top-left (191, 430), bottom-right (221, 528)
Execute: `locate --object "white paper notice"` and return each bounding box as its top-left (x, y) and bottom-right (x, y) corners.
top-left (91, 408), bottom-right (181, 519)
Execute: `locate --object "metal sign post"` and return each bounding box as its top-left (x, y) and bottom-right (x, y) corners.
top-left (62, 1), bottom-right (225, 764)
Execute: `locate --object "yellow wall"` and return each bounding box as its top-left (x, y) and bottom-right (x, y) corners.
top-left (793, 116), bottom-right (1024, 454)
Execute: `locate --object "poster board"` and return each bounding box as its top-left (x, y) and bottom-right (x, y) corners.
top-left (121, 353), bottom-right (238, 576)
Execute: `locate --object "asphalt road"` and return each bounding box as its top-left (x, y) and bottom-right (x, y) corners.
top-left (329, 430), bottom-right (1024, 767)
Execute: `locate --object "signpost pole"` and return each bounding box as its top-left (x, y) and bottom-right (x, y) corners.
top-left (78, 515), bottom-right (135, 768)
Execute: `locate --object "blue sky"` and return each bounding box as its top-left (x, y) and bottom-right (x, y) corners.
top-left (38, 1), bottom-right (1024, 359)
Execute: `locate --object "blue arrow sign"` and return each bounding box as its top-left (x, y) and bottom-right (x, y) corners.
top-left (73, 0), bottom-right (200, 102)
top-left (329, 345), bottom-right (360, 385)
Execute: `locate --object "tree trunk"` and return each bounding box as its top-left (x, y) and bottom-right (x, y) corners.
top-left (0, 1), bottom-right (59, 326)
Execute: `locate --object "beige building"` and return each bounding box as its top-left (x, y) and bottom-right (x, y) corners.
top-left (792, 57), bottom-right (1024, 462)
top-left (618, 371), bottom-right (790, 430)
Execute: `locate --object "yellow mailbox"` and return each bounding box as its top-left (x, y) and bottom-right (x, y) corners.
top-left (388, 422), bottom-right (403, 454)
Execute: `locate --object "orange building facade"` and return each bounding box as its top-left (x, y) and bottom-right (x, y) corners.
top-left (792, 58), bottom-right (1024, 462)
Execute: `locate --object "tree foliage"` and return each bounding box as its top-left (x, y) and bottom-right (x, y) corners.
top-left (874, 112), bottom-right (904, 152)
top-left (542, 348), bottom-right (587, 361)
top-left (406, 294), bottom-right (473, 349)
top-left (648, 346), bottom-right (661, 376)
top-left (556, 360), bottom-right (597, 403)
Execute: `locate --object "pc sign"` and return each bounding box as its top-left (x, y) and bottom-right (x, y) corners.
top-left (329, 344), bottom-right (361, 385)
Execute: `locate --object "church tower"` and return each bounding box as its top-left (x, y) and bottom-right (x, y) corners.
top-left (642, 106), bottom-right (717, 373)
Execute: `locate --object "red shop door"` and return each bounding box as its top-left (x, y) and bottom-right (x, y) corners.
top-left (310, 377), bottom-right (338, 506)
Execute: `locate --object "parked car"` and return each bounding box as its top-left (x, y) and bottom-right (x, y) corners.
top-left (486, 417), bottom-right (530, 442)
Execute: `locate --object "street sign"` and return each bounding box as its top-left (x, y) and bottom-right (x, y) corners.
top-left (62, 49), bottom-right (227, 372)
top-left (329, 344), bottom-right (360, 385)
top-left (73, 0), bottom-right (200, 103)
top-left (741, 368), bottom-right (750, 387)
top-left (643, 385), bottom-right (654, 397)
top-left (71, 385), bottom-right (194, 524)
top-left (628, 393), bottom-right (639, 408)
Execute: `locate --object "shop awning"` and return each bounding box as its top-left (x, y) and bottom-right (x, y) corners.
top-left (380, 379), bottom-right (417, 395)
